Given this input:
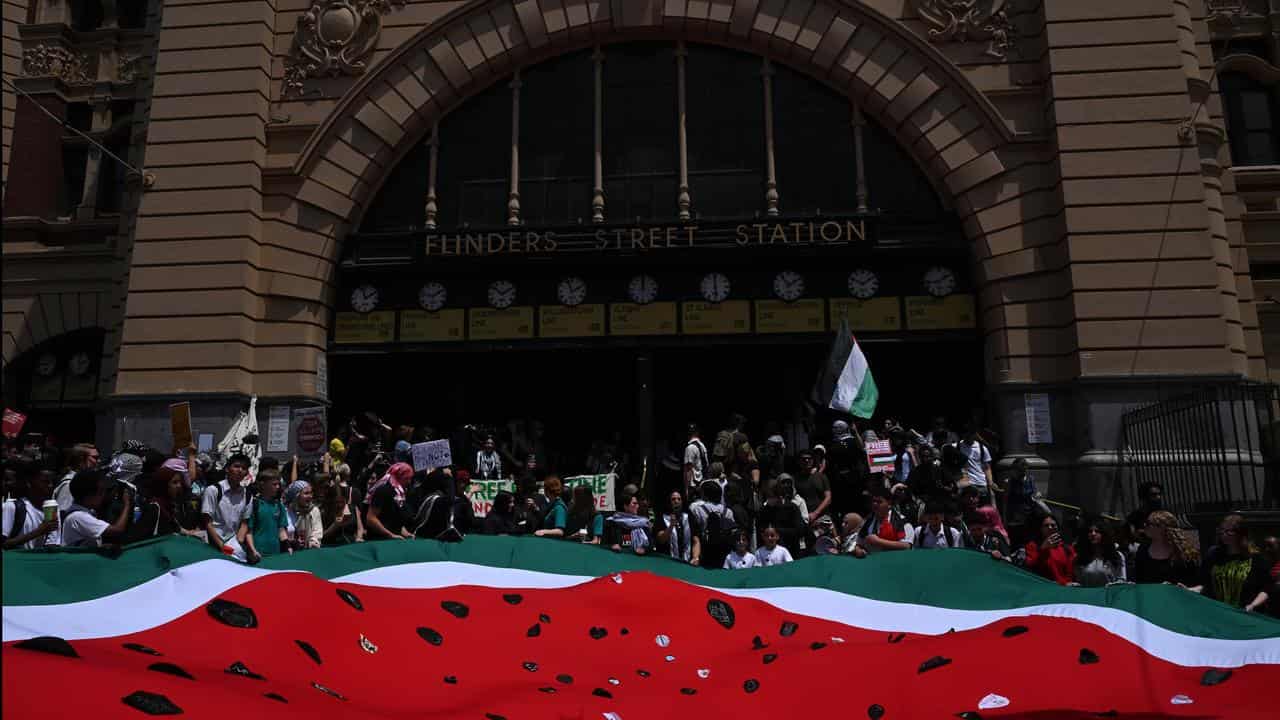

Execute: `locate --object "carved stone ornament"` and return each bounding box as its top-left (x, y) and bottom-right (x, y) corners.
top-left (1205, 1), bottom-right (1265, 29)
top-left (282, 0), bottom-right (405, 98)
top-left (911, 1), bottom-right (1016, 60)
top-left (117, 54), bottom-right (145, 84)
top-left (21, 44), bottom-right (93, 84)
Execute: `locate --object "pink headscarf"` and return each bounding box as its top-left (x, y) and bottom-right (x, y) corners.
top-left (368, 462), bottom-right (413, 506)
top-left (972, 505), bottom-right (1009, 542)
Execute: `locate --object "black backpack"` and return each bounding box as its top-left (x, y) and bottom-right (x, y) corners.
top-left (409, 492), bottom-right (463, 542)
top-left (697, 506), bottom-right (736, 564)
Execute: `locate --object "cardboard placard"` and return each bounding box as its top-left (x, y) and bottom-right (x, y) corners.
top-left (866, 439), bottom-right (895, 474)
top-left (610, 302), bottom-right (677, 336)
top-left (2, 409), bottom-right (27, 439)
top-left (468, 479), bottom-right (515, 517)
top-left (682, 300), bottom-right (750, 335)
top-left (169, 402), bottom-right (193, 450)
top-left (293, 407), bottom-right (327, 461)
top-left (1025, 393), bottom-right (1053, 445)
top-left (829, 297), bottom-right (902, 332)
top-left (561, 474), bottom-right (616, 512)
top-left (539, 305), bottom-right (605, 338)
top-left (333, 311), bottom-right (396, 344)
top-left (755, 299), bottom-right (825, 334)
top-left (400, 309), bottom-right (466, 342)
top-left (197, 433), bottom-right (215, 453)
top-left (267, 406), bottom-right (290, 453)
top-left (411, 439), bottom-right (453, 472)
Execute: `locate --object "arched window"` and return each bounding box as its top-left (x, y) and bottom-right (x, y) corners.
top-left (1220, 71), bottom-right (1279, 166)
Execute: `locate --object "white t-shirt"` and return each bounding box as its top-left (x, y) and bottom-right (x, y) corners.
top-left (723, 550), bottom-right (759, 569)
top-left (54, 473), bottom-right (75, 512)
top-left (958, 440), bottom-right (992, 488)
top-left (755, 545), bottom-right (794, 566)
top-left (2, 498), bottom-right (58, 548)
top-left (61, 507), bottom-right (110, 547)
top-left (684, 439), bottom-right (708, 484)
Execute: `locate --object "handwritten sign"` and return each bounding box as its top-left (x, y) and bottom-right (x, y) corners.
top-left (1025, 393), bottom-right (1053, 445)
top-left (539, 305), bottom-right (605, 338)
top-left (755, 299), bottom-right (825, 334)
top-left (400, 309), bottom-right (465, 342)
top-left (561, 473), bottom-right (616, 511)
top-left (905, 295), bottom-right (976, 331)
top-left (468, 479), bottom-right (515, 517)
top-left (610, 302), bottom-right (677, 336)
top-left (682, 300), bottom-right (750, 335)
top-left (829, 297), bottom-right (902, 332)
top-left (411, 439), bottom-right (453, 472)
top-left (469, 307), bottom-right (534, 340)
top-left (169, 402), bottom-right (193, 450)
top-left (334, 311), bottom-right (395, 344)
top-left (866, 440), bottom-right (895, 474)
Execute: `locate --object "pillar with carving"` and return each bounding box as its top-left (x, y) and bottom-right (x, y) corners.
top-left (761, 57), bottom-right (779, 217)
top-left (675, 41), bottom-right (691, 222)
top-left (591, 46), bottom-right (605, 224)
top-left (508, 71), bottom-right (521, 227)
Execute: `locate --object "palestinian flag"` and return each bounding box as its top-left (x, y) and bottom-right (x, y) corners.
top-left (4, 537), bottom-right (1278, 719)
top-left (813, 317), bottom-right (878, 418)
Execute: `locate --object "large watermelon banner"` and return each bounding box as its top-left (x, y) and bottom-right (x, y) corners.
top-left (4, 536), bottom-right (1278, 719)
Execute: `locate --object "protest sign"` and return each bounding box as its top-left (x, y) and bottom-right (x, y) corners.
top-left (266, 406), bottom-right (290, 452)
top-left (411, 439), bottom-right (453, 472)
top-left (169, 402), bottom-right (193, 450)
top-left (562, 474), bottom-right (616, 511)
top-left (866, 440), bottom-right (895, 474)
top-left (293, 407), bottom-right (326, 461)
top-left (468, 479), bottom-right (515, 517)
top-left (2, 409), bottom-right (27, 439)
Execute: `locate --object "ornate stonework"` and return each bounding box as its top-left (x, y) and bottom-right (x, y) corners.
top-left (1205, 0), bottom-right (1266, 29)
top-left (117, 54), bottom-right (144, 84)
top-left (910, 0), bottom-right (1016, 60)
top-left (282, 0), bottom-right (405, 98)
top-left (21, 44), bottom-right (94, 84)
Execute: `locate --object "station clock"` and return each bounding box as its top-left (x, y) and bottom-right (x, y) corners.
top-left (36, 353), bottom-right (57, 377)
top-left (773, 271), bottom-right (806, 303)
top-left (418, 282), bottom-right (447, 312)
top-left (350, 284), bottom-right (380, 313)
top-left (69, 352), bottom-right (92, 376)
top-left (627, 275), bottom-right (658, 305)
top-left (488, 280), bottom-right (517, 309)
top-left (847, 269), bottom-right (879, 300)
top-left (922, 267), bottom-right (957, 298)
top-left (699, 272), bottom-right (731, 304)
top-left (557, 276), bottom-right (587, 307)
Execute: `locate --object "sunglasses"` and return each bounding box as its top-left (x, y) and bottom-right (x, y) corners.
top-left (1043, 524), bottom-right (1059, 530)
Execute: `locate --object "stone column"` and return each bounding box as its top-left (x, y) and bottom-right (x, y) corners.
top-left (507, 71), bottom-right (521, 227)
top-left (761, 57), bottom-right (778, 217)
top-left (75, 99), bottom-right (112, 220)
top-left (591, 46), bottom-right (605, 223)
top-left (675, 41), bottom-right (691, 221)
top-left (851, 100), bottom-right (869, 214)
top-left (425, 123), bottom-right (439, 229)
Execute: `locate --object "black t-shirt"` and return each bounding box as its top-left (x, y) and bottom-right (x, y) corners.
top-left (1199, 547), bottom-right (1271, 608)
top-left (794, 471), bottom-right (830, 514)
top-left (370, 483), bottom-right (406, 537)
top-left (1133, 545), bottom-right (1198, 586)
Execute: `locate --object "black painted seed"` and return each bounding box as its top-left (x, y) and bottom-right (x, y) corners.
top-left (527, 623), bottom-right (541, 638)
top-left (335, 588), bottom-right (363, 611)
top-left (706, 598), bottom-right (736, 629)
top-left (122, 642), bottom-right (162, 656)
top-left (1002, 625), bottom-right (1028, 637)
top-left (592, 688), bottom-right (613, 699)
top-left (311, 681), bottom-right (346, 700)
top-left (810, 641), bottom-right (827, 651)
top-left (503, 593), bottom-right (523, 605)
top-left (779, 621), bottom-right (799, 637)
top-left (122, 690), bottom-right (182, 715)
top-left (148, 662), bottom-right (194, 680)
top-left (636, 669), bottom-right (651, 678)
top-left (763, 653), bottom-right (778, 665)
top-left (918, 656), bottom-right (952, 673)
top-left (1201, 668), bottom-right (1233, 686)
top-left (1078, 648), bottom-right (1100, 665)
top-left (443, 675), bottom-right (457, 684)
top-left (486, 714), bottom-right (507, 720)
top-left (743, 679), bottom-right (760, 693)
top-left (263, 693), bottom-right (288, 703)
top-left (556, 674), bottom-right (574, 685)
top-left (954, 713), bottom-right (983, 720)
top-left (206, 598), bottom-right (257, 628)
top-left (887, 633), bottom-right (905, 644)
top-left (539, 613), bottom-right (551, 623)
top-left (538, 687), bottom-right (557, 694)
top-left (441, 600), bottom-right (469, 619)
top-left (752, 635), bottom-right (768, 650)
top-left (225, 661), bottom-right (265, 680)
top-left (417, 627), bottom-right (444, 646)
top-left (680, 687), bottom-right (697, 696)
top-left (295, 640), bottom-right (322, 664)
top-left (589, 626), bottom-right (608, 639)
top-left (868, 704), bottom-right (886, 719)
top-left (620, 627), bottom-right (629, 635)
top-left (15, 636), bottom-right (78, 658)
top-left (522, 661), bottom-right (539, 672)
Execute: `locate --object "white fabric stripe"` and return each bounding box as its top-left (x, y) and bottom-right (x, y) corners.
top-left (5, 560), bottom-right (1278, 668)
top-left (830, 340), bottom-right (866, 412)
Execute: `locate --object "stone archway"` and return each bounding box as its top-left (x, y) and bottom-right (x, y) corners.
top-left (288, 0), bottom-right (1012, 246)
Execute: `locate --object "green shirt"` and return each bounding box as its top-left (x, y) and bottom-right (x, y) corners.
top-left (544, 499), bottom-right (567, 531)
top-left (243, 497), bottom-right (287, 556)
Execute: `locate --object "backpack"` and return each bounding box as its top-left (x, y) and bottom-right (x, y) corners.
top-left (409, 492), bottom-right (463, 542)
top-left (697, 506), bottom-right (736, 562)
top-left (2, 497), bottom-right (38, 544)
top-left (711, 430), bottom-right (736, 464)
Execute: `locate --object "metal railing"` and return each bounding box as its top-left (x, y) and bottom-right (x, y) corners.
top-left (1120, 380), bottom-right (1280, 514)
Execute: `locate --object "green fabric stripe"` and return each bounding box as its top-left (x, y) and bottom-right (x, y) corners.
top-left (5, 536), bottom-right (1278, 640)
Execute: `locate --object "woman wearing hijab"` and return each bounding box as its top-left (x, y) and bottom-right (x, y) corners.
top-left (365, 462), bottom-right (413, 539)
top-left (285, 480), bottom-right (323, 550)
top-left (483, 491), bottom-right (525, 535)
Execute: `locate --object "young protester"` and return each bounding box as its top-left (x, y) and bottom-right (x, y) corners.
top-left (690, 479), bottom-right (737, 569)
top-left (684, 423), bottom-right (710, 494)
top-left (408, 468), bottom-right (463, 542)
top-left (723, 530), bottom-right (759, 569)
top-left (656, 489), bottom-right (699, 564)
top-left (53, 443), bottom-right (100, 512)
top-left (61, 469), bottom-right (132, 548)
top-left (2, 461), bottom-right (59, 549)
top-left (483, 491), bottom-right (526, 535)
top-left (565, 484), bottom-right (604, 544)
top-left (129, 465), bottom-right (203, 543)
top-left (813, 516), bottom-right (839, 555)
top-left (967, 515), bottom-right (1012, 562)
top-left (755, 525), bottom-right (794, 566)
top-left (1024, 513), bottom-right (1076, 585)
top-left (956, 424), bottom-right (994, 499)
top-left (1132, 510), bottom-right (1199, 585)
top-left (852, 486), bottom-right (914, 558)
top-left (318, 468), bottom-right (364, 545)
top-left (1074, 519), bottom-right (1127, 587)
top-left (913, 500), bottom-right (965, 549)
top-left (606, 492), bottom-right (651, 555)
top-left (1187, 514), bottom-right (1272, 611)
top-left (758, 475), bottom-right (806, 557)
top-left (365, 462), bottom-right (413, 540)
top-left (238, 469), bottom-right (290, 563)
top-left (839, 512), bottom-right (864, 555)
top-left (200, 453), bottom-right (252, 558)
top-left (285, 480), bottom-right (323, 550)
top-left (534, 476), bottom-right (568, 538)
top-left (474, 436), bottom-right (503, 480)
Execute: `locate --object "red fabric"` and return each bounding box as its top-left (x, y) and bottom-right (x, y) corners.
top-left (4, 571), bottom-right (1277, 719)
top-left (1025, 541), bottom-right (1077, 585)
top-left (877, 516), bottom-right (905, 542)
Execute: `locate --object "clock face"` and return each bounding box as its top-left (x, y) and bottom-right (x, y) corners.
top-left (557, 276), bottom-right (587, 307)
top-left (35, 353), bottom-right (57, 377)
top-left (773, 270), bottom-right (805, 303)
top-left (69, 351), bottom-right (92, 376)
top-left (418, 282), bottom-right (447, 312)
top-left (350, 284), bottom-right (379, 313)
top-left (699, 272), bottom-right (731, 304)
top-left (628, 275), bottom-right (658, 305)
top-left (922, 267), bottom-right (957, 298)
top-left (847, 269), bottom-right (879, 300)
top-left (488, 280), bottom-right (517, 309)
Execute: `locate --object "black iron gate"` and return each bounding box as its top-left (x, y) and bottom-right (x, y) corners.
top-left (1120, 381), bottom-right (1280, 514)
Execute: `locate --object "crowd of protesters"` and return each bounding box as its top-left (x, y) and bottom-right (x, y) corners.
top-left (3, 410), bottom-right (1278, 619)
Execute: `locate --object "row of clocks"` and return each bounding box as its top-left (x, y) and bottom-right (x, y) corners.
top-left (35, 352), bottom-right (95, 378)
top-left (349, 267), bottom-right (960, 313)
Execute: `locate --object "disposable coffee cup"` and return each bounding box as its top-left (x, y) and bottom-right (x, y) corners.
top-left (42, 500), bottom-right (58, 523)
